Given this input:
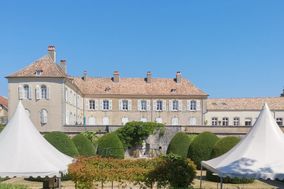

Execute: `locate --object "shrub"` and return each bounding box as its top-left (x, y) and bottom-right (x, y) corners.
top-left (146, 153), bottom-right (196, 188)
top-left (0, 124), bottom-right (4, 132)
top-left (187, 132), bottom-right (219, 169)
top-left (96, 133), bottom-right (124, 159)
top-left (206, 136), bottom-right (253, 184)
top-left (167, 133), bottom-right (195, 158)
top-left (72, 134), bottom-right (96, 156)
top-left (116, 121), bottom-right (164, 148)
top-left (44, 131), bottom-right (79, 157)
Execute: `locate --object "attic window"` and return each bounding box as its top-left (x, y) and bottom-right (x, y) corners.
top-left (105, 87), bottom-right (111, 92)
top-left (221, 102), bottom-right (227, 105)
top-left (212, 103), bottom-right (217, 105)
top-left (35, 70), bottom-right (43, 76)
top-left (170, 89), bottom-right (177, 93)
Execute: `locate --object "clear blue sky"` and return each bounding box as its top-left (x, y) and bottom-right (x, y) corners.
top-left (0, 1), bottom-right (283, 98)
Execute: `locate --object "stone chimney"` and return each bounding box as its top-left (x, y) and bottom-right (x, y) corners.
top-left (281, 89), bottom-right (284, 97)
top-left (113, 71), bottom-right (120, 83)
top-left (82, 70), bottom-right (87, 81)
top-left (146, 71), bottom-right (152, 83)
top-left (48, 45), bottom-right (56, 63)
top-left (176, 71), bottom-right (182, 83)
top-left (60, 60), bottom-right (67, 73)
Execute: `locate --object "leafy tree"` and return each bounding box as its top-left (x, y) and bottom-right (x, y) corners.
top-left (116, 121), bottom-right (164, 148)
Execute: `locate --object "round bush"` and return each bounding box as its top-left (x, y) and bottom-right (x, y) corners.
top-left (167, 133), bottom-right (195, 158)
top-left (72, 134), bottom-right (96, 156)
top-left (44, 131), bottom-right (79, 157)
top-left (206, 136), bottom-right (253, 183)
top-left (96, 133), bottom-right (124, 159)
top-left (187, 132), bottom-right (219, 169)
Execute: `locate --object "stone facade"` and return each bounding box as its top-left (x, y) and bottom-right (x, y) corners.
top-left (0, 96), bottom-right (8, 125)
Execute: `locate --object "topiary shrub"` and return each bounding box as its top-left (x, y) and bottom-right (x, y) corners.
top-left (44, 131), bottom-right (79, 157)
top-left (206, 136), bottom-right (254, 184)
top-left (167, 132), bottom-right (196, 158)
top-left (96, 133), bottom-right (124, 159)
top-left (187, 132), bottom-right (219, 169)
top-left (72, 134), bottom-right (96, 156)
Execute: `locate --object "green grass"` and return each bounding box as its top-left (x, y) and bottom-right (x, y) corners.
top-left (0, 183), bottom-right (28, 189)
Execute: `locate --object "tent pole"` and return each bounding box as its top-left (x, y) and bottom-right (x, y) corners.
top-left (200, 165), bottom-right (203, 189)
top-left (58, 177), bottom-right (61, 189)
top-left (220, 176), bottom-right (223, 189)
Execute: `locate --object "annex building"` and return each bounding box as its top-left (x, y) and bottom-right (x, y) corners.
top-left (6, 46), bottom-right (284, 133)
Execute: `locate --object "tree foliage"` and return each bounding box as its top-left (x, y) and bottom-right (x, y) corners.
top-left (96, 133), bottom-right (124, 159)
top-left (72, 134), bottom-right (96, 156)
top-left (116, 121), bottom-right (164, 148)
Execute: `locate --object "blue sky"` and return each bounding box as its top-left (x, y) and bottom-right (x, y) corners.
top-left (0, 1), bottom-right (283, 98)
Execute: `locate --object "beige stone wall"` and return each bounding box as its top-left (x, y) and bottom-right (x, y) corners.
top-left (8, 78), bottom-right (65, 132)
top-left (0, 106), bottom-right (8, 124)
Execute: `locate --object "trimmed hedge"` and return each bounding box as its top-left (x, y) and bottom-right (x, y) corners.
top-left (72, 134), bottom-right (96, 156)
top-left (44, 131), bottom-right (79, 157)
top-left (96, 133), bottom-right (124, 159)
top-left (166, 132), bottom-right (195, 158)
top-left (206, 136), bottom-right (253, 184)
top-left (187, 132), bottom-right (219, 169)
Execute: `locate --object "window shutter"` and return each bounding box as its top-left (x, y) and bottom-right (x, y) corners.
top-left (18, 85), bottom-right (23, 100)
top-left (153, 100), bottom-right (157, 111)
top-left (119, 100), bottom-right (122, 111)
top-left (128, 99), bottom-right (132, 111)
top-left (44, 111), bottom-right (48, 123)
top-left (36, 85), bottom-right (40, 100)
top-left (109, 100), bottom-right (112, 110)
top-left (138, 100), bottom-right (141, 111)
top-left (196, 100), bottom-right (201, 111)
top-left (85, 99), bottom-right (89, 110)
top-left (28, 86), bottom-right (32, 99)
top-left (169, 100), bottom-right (173, 111)
top-left (100, 100), bottom-right (104, 110)
top-left (178, 100), bottom-right (183, 111)
top-left (163, 100), bottom-right (167, 111)
top-left (147, 100), bottom-right (151, 111)
top-left (95, 99), bottom-right (99, 110)
top-left (187, 100), bottom-right (191, 111)
top-left (47, 87), bottom-right (50, 100)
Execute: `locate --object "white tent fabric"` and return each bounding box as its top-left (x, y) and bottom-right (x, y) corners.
top-left (0, 101), bottom-right (73, 178)
top-left (202, 103), bottom-right (284, 180)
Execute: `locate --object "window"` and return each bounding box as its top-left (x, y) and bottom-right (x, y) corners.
top-left (172, 100), bottom-right (179, 111)
top-left (122, 100), bottom-right (128, 111)
top-left (88, 117), bottom-right (96, 125)
top-left (171, 117), bottom-right (179, 125)
top-left (141, 117), bottom-right (147, 122)
top-left (222, 117), bottom-right (229, 126)
top-left (23, 85), bottom-right (30, 99)
top-left (41, 85), bottom-right (47, 99)
top-left (233, 117), bottom-right (240, 126)
top-left (35, 69), bottom-right (43, 76)
top-left (141, 100), bottom-right (147, 111)
top-left (212, 117), bottom-right (218, 126)
top-left (189, 117), bottom-right (197, 126)
top-left (40, 109), bottom-right (48, 124)
top-left (103, 117), bottom-right (109, 125)
top-left (156, 100), bottom-right (163, 111)
top-left (245, 118), bottom-right (252, 126)
top-left (190, 100), bottom-right (197, 111)
top-left (89, 100), bottom-right (96, 110)
top-left (122, 117), bottom-right (129, 125)
top-left (155, 117), bottom-right (162, 123)
top-left (103, 100), bottom-right (109, 110)
top-left (276, 118), bottom-right (283, 126)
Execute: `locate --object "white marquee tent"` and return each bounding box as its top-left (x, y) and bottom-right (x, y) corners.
top-left (201, 103), bottom-right (284, 188)
top-left (0, 101), bottom-right (73, 178)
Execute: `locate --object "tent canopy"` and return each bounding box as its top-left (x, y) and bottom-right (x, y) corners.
top-left (202, 103), bottom-right (284, 180)
top-left (0, 101), bottom-right (73, 178)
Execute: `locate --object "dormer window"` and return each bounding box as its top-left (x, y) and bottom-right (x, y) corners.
top-left (35, 70), bottom-right (43, 76)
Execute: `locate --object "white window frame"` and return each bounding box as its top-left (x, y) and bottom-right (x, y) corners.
top-left (212, 117), bottom-right (218, 126)
top-left (41, 85), bottom-right (48, 99)
top-left (23, 85), bottom-right (30, 99)
top-left (172, 100), bottom-right (179, 111)
top-left (245, 118), bottom-right (252, 126)
top-left (222, 117), bottom-right (229, 126)
top-left (233, 117), bottom-right (240, 126)
top-left (156, 100), bottom-right (163, 111)
top-left (122, 100), bottom-right (129, 111)
top-left (103, 100), bottom-right (110, 110)
top-left (89, 100), bottom-right (96, 110)
top-left (276, 118), bottom-right (283, 126)
top-left (140, 100), bottom-right (147, 111)
top-left (40, 109), bottom-right (48, 124)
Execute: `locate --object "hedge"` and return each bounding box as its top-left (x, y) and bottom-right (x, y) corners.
top-left (166, 132), bottom-right (195, 158)
top-left (96, 133), bottom-right (124, 159)
top-left (72, 134), bottom-right (96, 156)
top-left (44, 131), bottom-right (79, 157)
top-left (187, 132), bottom-right (219, 169)
top-left (206, 136), bottom-right (253, 183)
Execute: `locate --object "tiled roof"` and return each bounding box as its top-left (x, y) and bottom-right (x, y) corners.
top-left (0, 96), bottom-right (8, 109)
top-left (7, 55), bottom-right (66, 78)
top-left (73, 77), bottom-right (207, 96)
top-left (207, 97), bottom-right (284, 110)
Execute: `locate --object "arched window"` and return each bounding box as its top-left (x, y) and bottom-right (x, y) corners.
top-left (40, 109), bottom-right (48, 124)
top-left (23, 85), bottom-right (30, 99)
top-left (41, 85), bottom-right (47, 99)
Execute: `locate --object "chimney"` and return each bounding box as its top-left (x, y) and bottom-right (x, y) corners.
top-left (48, 45), bottom-right (56, 63)
top-left (60, 60), bottom-right (67, 73)
top-left (82, 70), bottom-right (87, 81)
top-left (146, 71), bottom-right (152, 83)
top-left (281, 89), bottom-right (284, 97)
top-left (113, 71), bottom-right (120, 83)
top-left (176, 71), bottom-right (182, 83)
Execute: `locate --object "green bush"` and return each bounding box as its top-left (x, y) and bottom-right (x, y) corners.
top-left (206, 136), bottom-right (253, 184)
top-left (187, 132), bottom-right (219, 169)
top-left (147, 153), bottom-right (196, 188)
top-left (72, 134), bottom-right (96, 156)
top-left (96, 133), bottom-right (124, 159)
top-left (167, 133), bottom-right (195, 158)
top-left (116, 121), bottom-right (164, 148)
top-left (44, 131), bottom-right (79, 157)
top-left (0, 124), bottom-right (4, 132)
